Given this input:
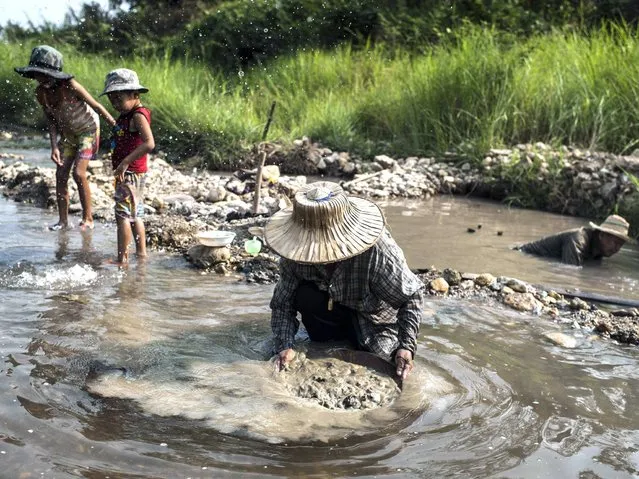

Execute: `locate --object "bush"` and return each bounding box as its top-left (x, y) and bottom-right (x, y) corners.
top-left (619, 173), bottom-right (639, 238)
top-left (6, 0), bottom-right (639, 71)
top-left (0, 45), bottom-right (44, 128)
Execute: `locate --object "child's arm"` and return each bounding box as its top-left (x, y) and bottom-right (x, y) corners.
top-left (113, 112), bottom-right (155, 181)
top-left (36, 87), bottom-right (62, 166)
top-left (68, 79), bottom-right (116, 126)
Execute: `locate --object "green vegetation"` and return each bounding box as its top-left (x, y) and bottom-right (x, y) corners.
top-left (5, 0), bottom-right (638, 70)
top-left (3, 26), bottom-right (639, 166)
top-left (620, 173), bottom-right (639, 236)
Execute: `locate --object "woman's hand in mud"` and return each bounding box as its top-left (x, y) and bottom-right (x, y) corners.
top-left (274, 348), bottom-right (296, 372)
top-left (395, 349), bottom-right (414, 380)
top-left (50, 148), bottom-right (62, 166)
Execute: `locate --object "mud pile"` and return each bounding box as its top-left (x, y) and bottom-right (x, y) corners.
top-left (280, 350), bottom-right (402, 411)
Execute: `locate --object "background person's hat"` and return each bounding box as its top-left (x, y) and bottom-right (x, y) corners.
top-left (264, 181), bottom-right (386, 264)
top-left (101, 68), bottom-right (149, 96)
top-left (14, 45), bottom-right (74, 80)
top-left (589, 214), bottom-right (635, 243)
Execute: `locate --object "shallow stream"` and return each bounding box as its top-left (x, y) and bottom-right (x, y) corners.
top-left (1, 150), bottom-right (639, 477)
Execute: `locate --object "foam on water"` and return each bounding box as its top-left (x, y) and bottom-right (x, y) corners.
top-left (86, 357), bottom-right (455, 444)
top-left (4, 263), bottom-right (99, 290)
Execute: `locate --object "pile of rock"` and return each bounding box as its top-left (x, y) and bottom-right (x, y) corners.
top-left (416, 266), bottom-right (639, 346)
top-left (0, 156), bottom-right (305, 223)
top-left (341, 144), bottom-right (639, 222)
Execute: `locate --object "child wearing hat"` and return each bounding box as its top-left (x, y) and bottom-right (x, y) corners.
top-left (15, 45), bottom-right (116, 231)
top-left (102, 68), bottom-right (154, 265)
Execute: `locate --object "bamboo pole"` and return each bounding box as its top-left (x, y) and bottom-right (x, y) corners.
top-left (253, 101), bottom-right (277, 215)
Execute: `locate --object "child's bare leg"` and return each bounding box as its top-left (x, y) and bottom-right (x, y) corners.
top-left (54, 160), bottom-right (73, 227)
top-left (132, 219), bottom-right (147, 258)
top-left (117, 216), bottom-right (133, 264)
top-left (73, 159), bottom-right (93, 228)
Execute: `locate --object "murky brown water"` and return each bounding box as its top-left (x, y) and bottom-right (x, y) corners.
top-left (1, 152), bottom-right (639, 477)
top-left (384, 197), bottom-right (639, 301)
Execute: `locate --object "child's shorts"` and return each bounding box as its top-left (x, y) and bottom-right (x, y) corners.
top-left (114, 172), bottom-right (146, 221)
top-left (60, 129), bottom-right (100, 163)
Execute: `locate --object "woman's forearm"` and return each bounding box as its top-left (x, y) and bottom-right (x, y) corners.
top-left (47, 121), bottom-right (59, 151)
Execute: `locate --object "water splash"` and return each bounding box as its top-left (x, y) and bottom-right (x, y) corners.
top-left (2, 263), bottom-right (98, 290)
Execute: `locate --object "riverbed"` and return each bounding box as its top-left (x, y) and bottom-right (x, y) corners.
top-left (387, 197), bottom-right (639, 301)
top-left (1, 150), bottom-right (639, 477)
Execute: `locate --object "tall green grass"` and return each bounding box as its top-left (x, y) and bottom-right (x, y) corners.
top-left (620, 171), bottom-right (639, 237)
top-left (2, 25), bottom-right (639, 165)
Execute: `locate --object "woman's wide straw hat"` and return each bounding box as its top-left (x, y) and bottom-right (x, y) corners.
top-left (14, 45), bottom-right (74, 81)
top-left (265, 182), bottom-right (385, 264)
top-left (589, 214), bottom-right (635, 243)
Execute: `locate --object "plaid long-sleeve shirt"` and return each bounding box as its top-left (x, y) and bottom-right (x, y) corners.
top-left (270, 230), bottom-right (425, 360)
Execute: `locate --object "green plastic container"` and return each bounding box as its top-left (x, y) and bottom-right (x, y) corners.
top-left (244, 237), bottom-right (262, 256)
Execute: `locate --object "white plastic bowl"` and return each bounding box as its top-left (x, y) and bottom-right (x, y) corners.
top-left (248, 226), bottom-right (264, 238)
top-left (197, 230), bottom-right (236, 247)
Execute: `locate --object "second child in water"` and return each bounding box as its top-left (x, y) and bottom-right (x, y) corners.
top-left (102, 69), bottom-right (155, 264)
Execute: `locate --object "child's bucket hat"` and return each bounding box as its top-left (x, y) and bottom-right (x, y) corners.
top-left (589, 214), bottom-right (636, 244)
top-left (14, 45), bottom-right (74, 80)
top-left (101, 69), bottom-right (149, 96)
top-left (264, 181), bottom-right (386, 264)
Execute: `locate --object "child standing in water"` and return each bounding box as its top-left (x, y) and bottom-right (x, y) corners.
top-left (101, 69), bottom-right (154, 264)
top-left (15, 45), bottom-right (116, 230)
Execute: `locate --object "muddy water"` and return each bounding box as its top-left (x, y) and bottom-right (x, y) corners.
top-left (384, 197), bottom-right (639, 301)
top-left (1, 155), bottom-right (639, 477)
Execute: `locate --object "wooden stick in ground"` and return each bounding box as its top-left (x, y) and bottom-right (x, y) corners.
top-left (253, 101), bottom-right (277, 215)
top-left (342, 170), bottom-right (384, 188)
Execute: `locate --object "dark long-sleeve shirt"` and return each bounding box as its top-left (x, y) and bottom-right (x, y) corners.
top-left (517, 227), bottom-right (601, 266)
top-left (270, 230), bottom-right (424, 360)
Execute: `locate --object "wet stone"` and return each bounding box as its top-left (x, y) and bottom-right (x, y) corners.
top-left (505, 279), bottom-right (528, 293)
top-left (429, 277), bottom-right (449, 293)
top-left (474, 273), bottom-right (495, 287)
top-left (460, 279), bottom-right (475, 290)
top-left (503, 292), bottom-right (543, 312)
top-left (544, 332), bottom-right (578, 349)
top-left (570, 298), bottom-right (590, 311)
top-left (187, 245), bottom-right (231, 268)
top-left (442, 268), bottom-right (461, 286)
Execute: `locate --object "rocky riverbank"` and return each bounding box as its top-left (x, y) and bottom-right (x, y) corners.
top-left (0, 133), bottom-right (638, 346)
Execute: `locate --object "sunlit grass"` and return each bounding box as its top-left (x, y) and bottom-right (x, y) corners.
top-left (2, 25), bottom-right (639, 166)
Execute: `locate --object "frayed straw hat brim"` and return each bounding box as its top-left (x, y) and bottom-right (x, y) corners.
top-left (265, 196), bottom-right (385, 264)
top-left (589, 222), bottom-right (635, 244)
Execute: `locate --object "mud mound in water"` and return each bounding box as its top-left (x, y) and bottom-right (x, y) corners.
top-left (282, 349), bottom-right (401, 410)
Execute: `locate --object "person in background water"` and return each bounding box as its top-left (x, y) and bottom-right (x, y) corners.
top-left (101, 69), bottom-right (154, 265)
top-left (15, 45), bottom-right (116, 231)
top-left (265, 181), bottom-right (425, 380)
top-left (515, 214), bottom-right (635, 266)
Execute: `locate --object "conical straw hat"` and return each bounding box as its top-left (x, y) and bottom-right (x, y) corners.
top-left (589, 214), bottom-right (635, 244)
top-left (265, 181), bottom-right (385, 264)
